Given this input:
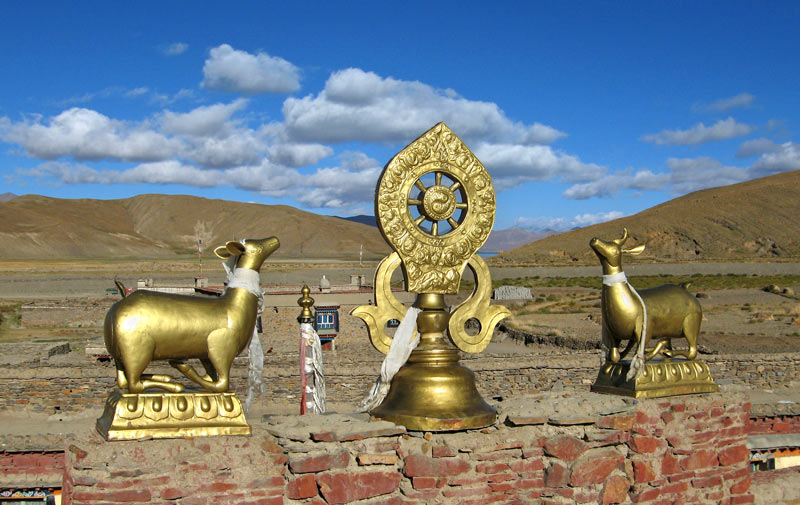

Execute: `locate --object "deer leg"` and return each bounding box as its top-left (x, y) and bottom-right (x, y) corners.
top-left (645, 339), bottom-right (667, 360)
top-left (170, 360), bottom-right (215, 389)
top-left (200, 358), bottom-right (218, 382)
top-left (617, 338), bottom-right (636, 361)
top-left (205, 352), bottom-right (233, 393)
top-left (124, 356), bottom-right (182, 393)
top-left (669, 313), bottom-right (701, 360)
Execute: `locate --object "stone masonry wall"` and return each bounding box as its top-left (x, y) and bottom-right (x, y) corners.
top-left (3, 351), bottom-right (800, 415)
top-left (62, 393), bottom-right (754, 505)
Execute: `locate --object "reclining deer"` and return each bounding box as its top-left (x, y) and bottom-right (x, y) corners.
top-left (104, 237), bottom-right (279, 394)
top-left (590, 229), bottom-right (700, 379)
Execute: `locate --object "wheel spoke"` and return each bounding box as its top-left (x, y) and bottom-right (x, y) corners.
top-left (450, 181), bottom-right (461, 191)
top-left (414, 215), bottom-right (426, 226)
top-left (435, 171), bottom-right (442, 185)
top-left (431, 221), bottom-right (438, 236)
top-left (414, 180), bottom-right (427, 192)
top-left (448, 218), bottom-right (458, 229)
top-left (407, 198), bottom-right (422, 205)
top-left (455, 202), bottom-right (468, 209)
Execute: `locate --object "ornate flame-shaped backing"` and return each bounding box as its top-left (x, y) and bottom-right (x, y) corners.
top-left (376, 122), bottom-right (496, 294)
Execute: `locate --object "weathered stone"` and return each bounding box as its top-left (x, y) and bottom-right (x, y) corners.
top-left (601, 474), bottom-right (630, 504)
top-left (288, 450), bottom-right (349, 474)
top-left (570, 448), bottom-right (624, 487)
top-left (317, 471), bottom-right (402, 505)
top-left (403, 454), bottom-right (470, 477)
top-left (543, 435), bottom-right (588, 462)
top-left (287, 474), bottom-right (318, 500)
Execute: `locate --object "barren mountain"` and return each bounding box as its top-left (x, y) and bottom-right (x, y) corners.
top-left (493, 170), bottom-right (800, 265)
top-left (0, 194), bottom-right (390, 260)
top-left (481, 227), bottom-right (555, 252)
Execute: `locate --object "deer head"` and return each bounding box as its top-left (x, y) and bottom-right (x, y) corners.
top-left (589, 228), bottom-right (645, 272)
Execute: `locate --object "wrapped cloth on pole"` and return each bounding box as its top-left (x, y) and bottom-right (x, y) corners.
top-left (297, 285), bottom-right (326, 414)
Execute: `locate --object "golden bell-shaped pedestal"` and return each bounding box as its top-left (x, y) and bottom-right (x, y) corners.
top-left (370, 294), bottom-right (496, 431)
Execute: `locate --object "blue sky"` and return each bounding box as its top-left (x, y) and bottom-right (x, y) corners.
top-left (1, 2), bottom-right (798, 232)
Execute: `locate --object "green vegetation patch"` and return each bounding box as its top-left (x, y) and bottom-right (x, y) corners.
top-left (492, 274), bottom-right (800, 292)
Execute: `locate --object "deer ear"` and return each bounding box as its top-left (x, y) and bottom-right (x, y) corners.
top-left (622, 244), bottom-right (645, 255)
top-left (226, 241), bottom-right (246, 255)
top-left (214, 246), bottom-right (231, 259)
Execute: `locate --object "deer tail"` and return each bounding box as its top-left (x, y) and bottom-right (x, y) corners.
top-left (680, 281), bottom-right (692, 290)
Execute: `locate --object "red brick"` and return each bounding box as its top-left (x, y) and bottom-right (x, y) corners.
top-left (486, 472), bottom-right (515, 482)
top-left (403, 454), bottom-right (470, 477)
top-left (730, 495), bottom-right (755, 505)
top-left (160, 488), bottom-right (185, 500)
top-left (718, 445), bottom-right (749, 466)
top-left (570, 448), bottom-right (624, 487)
top-left (630, 435), bottom-right (663, 454)
top-left (543, 435), bottom-right (588, 462)
top-left (667, 470), bottom-right (694, 483)
top-left (509, 459), bottom-right (544, 473)
top-left (545, 461), bottom-right (569, 487)
top-left (287, 474), bottom-right (317, 500)
top-left (411, 477), bottom-right (445, 489)
top-left (602, 475), bottom-right (630, 504)
top-left (316, 471), bottom-right (401, 505)
top-left (476, 462), bottom-right (510, 474)
top-left (401, 488), bottom-right (440, 500)
top-left (289, 451), bottom-right (349, 474)
top-left (488, 481), bottom-right (514, 492)
top-left (680, 449), bottom-right (718, 471)
top-left (72, 489), bottom-right (151, 502)
top-left (692, 475), bottom-right (723, 488)
top-left (517, 477), bottom-right (545, 489)
top-left (357, 453), bottom-right (398, 465)
top-left (633, 460), bottom-right (656, 483)
top-left (473, 449), bottom-right (521, 461)
top-left (432, 445), bottom-right (457, 458)
top-left (448, 475), bottom-right (488, 486)
top-left (631, 486), bottom-right (660, 503)
top-left (730, 477), bottom-right (751, 494)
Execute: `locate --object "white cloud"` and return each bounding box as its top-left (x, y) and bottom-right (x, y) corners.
top-left (0, 108), bottom-right (178, 162)
top-left (749, 142), bottom-right (800, 177)
top-left (693, 93), bottom-right (754, 113)
top-left (563, 156), bottom-right (750, 199)
top-left (164, 42), bottom-right (188, 56)
top-left (160, 99), bottom-right (248, 136)
top-left (23, 160), bottom-right (221, 187)
top-left (267, 143), bottom-right (333, 167)
top-left (513, 210), bottom-right (625, 233)
top-left (736, 137), bottom-right (780, 158)
top-left (202, 44), bottom-right (300, 94)
top-left (294, 153), bottom-right (382, 209)
top-left (473, 143), bottom-right (605, 188)
top-left (283, 68), bottom-right (565, 145)
top-left (641, 117), bottom-right (754, 145)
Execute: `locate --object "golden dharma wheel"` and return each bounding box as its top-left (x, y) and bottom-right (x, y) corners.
top-left (375, 122), bottom-right (496, 294)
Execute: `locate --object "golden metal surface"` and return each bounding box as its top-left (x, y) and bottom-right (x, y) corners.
top-left (591, 359), bottom-right (719, 398)
top-left (590, 229), bottom-right (701, 363)
top-left (96, 390), bottom-right (250, 440)
top-left (375, 122), bottom-right (496, 294)
top-left (297, 284), bottom-right (315, 323)
top-left (104, 237), bottom-right (279, 394)
top-left (590, 229), bottom-right (717, 397)
top-left (351, 252), bottom-right (407, 354)
top-left (355, 124), bottom-right (507, 431)
top-left (448, 254), bottom-right (511, 353)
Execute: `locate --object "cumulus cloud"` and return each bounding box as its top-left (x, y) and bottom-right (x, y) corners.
top-left (749, 142), bottom-right (800, 177)
top-left (160, 99), bottom-right (248, 136)
top-left (562, 156), bottom-right (750, 200)
top-left (202, 44), bottom-right (300, 94)
top-left (164, 42), bottom-right (188, 56)
top-left (473, 143), bottom-right (605, 189)
top-left (23, 160), bottom-right (221, 187)
top-left (513, 210), bottom-right (625, 233)
top-left (693, 93), bottom-right (754, 113)
top-left (736, 137), bottom-right (780, 158)
top-left (294, 153), bottom-right (382, 209)
top-left (283, 68), bottom-right (565, 145)
top-left (267, 143), bottom-right (333, 167)
top-left (641, 117), bottom-right (754, 145)
top-left (0, 108), bottom-right (178, 162)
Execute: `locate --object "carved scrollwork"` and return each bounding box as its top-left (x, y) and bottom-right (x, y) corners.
top-left (375, 123), bottom-right (495, 294)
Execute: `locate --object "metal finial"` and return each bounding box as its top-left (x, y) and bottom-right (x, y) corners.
top-left (297, 284), bottom-right (315, 323)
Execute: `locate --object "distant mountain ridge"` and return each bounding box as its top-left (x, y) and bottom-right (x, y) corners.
top-left (0, 194), bottom-right (390, 260)
top-left (481, 227), bottom-right (555, 252)
top-left (493, 170), bottom-right (800, 265)
top-left (335, 214), bottom-right (377, 227)
top-left (0, 193), bottom-right (16, 202)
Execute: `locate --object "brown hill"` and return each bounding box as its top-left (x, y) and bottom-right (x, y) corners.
top-left (0, 194), bottom-right (390, 260)
top-left (493, 170), bottom-right (800, 265)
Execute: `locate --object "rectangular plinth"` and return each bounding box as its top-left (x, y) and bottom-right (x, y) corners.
top-left (591, 358), bottom-right (719, 398)
top-left (96, 390), bottom-right (250, 440)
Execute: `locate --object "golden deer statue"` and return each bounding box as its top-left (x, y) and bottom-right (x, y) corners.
top-left (104, 237), bottom-right (279, 394)
top-left (590, 229), bottom-right (700, 379)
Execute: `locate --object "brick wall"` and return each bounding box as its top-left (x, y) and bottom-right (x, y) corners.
top-left (749, 415), bottom-right (800, 436)
top-left (62, 393), bottom-right (755, 505)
